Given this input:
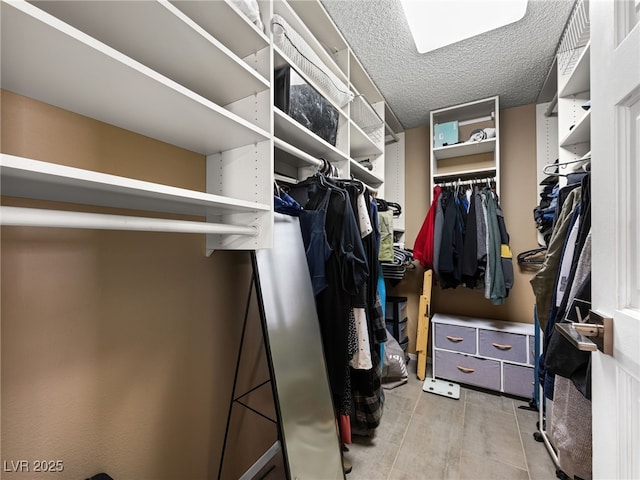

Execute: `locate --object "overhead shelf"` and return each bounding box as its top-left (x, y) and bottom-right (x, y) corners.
top-left (431, 98), bottom-right (496, 124)
top-left (349, 52), bottom-right (384, 104)
top-left (1, 1), bottom-right (269, 156)
top-left (433, 138), bottom-right (496, 160)
top-left (274, 137), bottom-right (323, 169)
top-left (272, 0), bottom-right (348, 86)
top-left (349, 159), bottom-right (383, 187)
top-left (287, 0), bottom-right (349, 63)
top-left (273, 108), bottom-right (350, 165)
top-left (559, 43), bottom-right (590, 97)
top-left (560, 110), bottom-right (591, 147)
top-left (0, 154), bottom-right (270, 217)
top-left (32, 0), bottom-right (270, 107)
top-left (433, 166), bottom-right (497, 181)
top-left (350, 120), bottom-right (383, 158)
top-left (169, 0), bottom-right (270, 59)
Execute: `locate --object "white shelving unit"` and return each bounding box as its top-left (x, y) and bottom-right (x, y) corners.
top-left (429, 96), bottom-right (500, 199)
top-left (1, 0), bottom-right (394, 252)
top-left (1, 0), bottom-right (273, 254)
top-left (272, 0), bottom-right (386, 191)
top-left (557, 42), bottom-right (591, 176)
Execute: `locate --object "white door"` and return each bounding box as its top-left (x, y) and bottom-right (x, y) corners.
top-left (590, 0), bottom-right (640, 478)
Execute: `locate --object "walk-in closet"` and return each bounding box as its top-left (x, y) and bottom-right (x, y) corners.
top-left (1, 0), bottom-right (638, 479)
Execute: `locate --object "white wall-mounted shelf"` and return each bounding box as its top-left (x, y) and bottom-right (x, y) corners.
top-left (1, 155), bottom-right (270, 217)
top-left (433, 167), bottom-right (497, 181)
top-left (349, 159), bottom-right (383, 187)
top-left (273, 108), bottom-right (349, 165)
top-left (2, 1), bottom-right (270, 156)
top-left (350, 120), bottom-right (384, 158)
top-left (274, 138), bottom-right (324, 170)
top-left (349, 52), bottom-right (384, 105)
top-left (272, 0), bottom-right (347, 86)
top-left (287, 0), bottom-right (349, 65)
top-left (433, 138), bottom-right (496, 160)
top-left (32, 0), bottom-right (270, 106)
top-left (169, 0), bottom-right (270, 59)
top-left (560, 110), bottom-right (591, 147)
top-left (559, 43), bottom-right (590, 97)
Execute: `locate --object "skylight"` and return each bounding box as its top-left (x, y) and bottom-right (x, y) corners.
top-left (400, 0), bottom-right (528, 54)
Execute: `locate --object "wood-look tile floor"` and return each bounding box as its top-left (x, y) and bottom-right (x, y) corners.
top-left (345, 363), bottom-right (559, 480)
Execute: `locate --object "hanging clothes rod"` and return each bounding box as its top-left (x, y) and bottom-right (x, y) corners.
top-left (0, 207), bottom-right (259, 236)
top-left (435, 176), bottom-right (495, 187)
top-left (274, 137), bottom-right (324, 168)
top-left (544, 93), bottom-right (558, 117)
top-left (384, 122), bottom-right (400, 144)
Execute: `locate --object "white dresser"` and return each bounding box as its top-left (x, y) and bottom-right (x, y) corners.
top-left (432, 313), bottom-right (536, 398)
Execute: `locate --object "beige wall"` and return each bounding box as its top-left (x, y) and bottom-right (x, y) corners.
top-left (388, 104), bottom-right (540, 355)
top-left (1, 91), bottom-right (275, 480)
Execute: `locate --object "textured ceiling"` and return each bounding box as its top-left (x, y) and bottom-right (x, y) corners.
top-left (320, 0), bottom-right (575, 130)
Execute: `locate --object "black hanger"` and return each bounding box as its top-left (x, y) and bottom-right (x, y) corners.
top-left (387, 201), bottom-right (402, 217)
top-left (517, 247), bottom-right (547, 265)
top-left (375, 198), bottom-right (389, 211)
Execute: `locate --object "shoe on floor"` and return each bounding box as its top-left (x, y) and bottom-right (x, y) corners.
top-left (342, 456), bottom-right (352, 475)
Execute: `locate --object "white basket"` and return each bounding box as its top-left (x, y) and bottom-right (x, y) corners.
top-left (272, 14), bottom-right (353, 108)
top-left (352, 95), bottom-right (384, 144)
top-left (557, 0), bottom-right (590, 76)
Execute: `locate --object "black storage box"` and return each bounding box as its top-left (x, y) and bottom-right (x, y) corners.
top-left (274, 66), bottom-right (339, 146)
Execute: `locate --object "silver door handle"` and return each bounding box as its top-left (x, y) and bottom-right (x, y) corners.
top-left (555, 311), bottom-right (613, 355)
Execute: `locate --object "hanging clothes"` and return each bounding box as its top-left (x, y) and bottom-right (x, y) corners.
top-left (530, 186), bottom-right (582, 330)
top-left (413, 185), bottom-right (441, 269)
top-left (413, 180), bottom-right (512, 301)
top-left (461, 186), bottom-right (480, 287)
top-left (529, 169), bottom-right (592, 480)
top-left (483, 187), bottom-right (506, 303)
top-left (474, 187), bottom-right (488, 281)
top-left (539, 176), bottom-right (592, 398)
top-left (547, 234), bottom-right (593, 480)
top-left (437, 187), bottom-right (464, 289)
top-left (298, 179), bottom-right (367, 400)
top-left (299, 187), bottom-right (333, 295)
top-left (432, 186), bottom-right (445, 280)
top-left (482, 187), bottom-right (513, 305)
top-left (377, 209), bottom-right (394, 263)
top-left (280, 173), bottom-right (385, 438)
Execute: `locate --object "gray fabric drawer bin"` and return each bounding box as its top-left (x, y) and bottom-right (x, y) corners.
top-left (503, 363), bottom-right (535, 398)
top-left (478, 329), bottom-right (527, 363)
top-left (435, 350), bottom-right (500, 391)
top-left (434, 323), bottom-right (476, 354)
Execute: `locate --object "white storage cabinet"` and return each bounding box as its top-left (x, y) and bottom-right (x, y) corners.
top-left (432, 313), bottom-right (536, 398)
